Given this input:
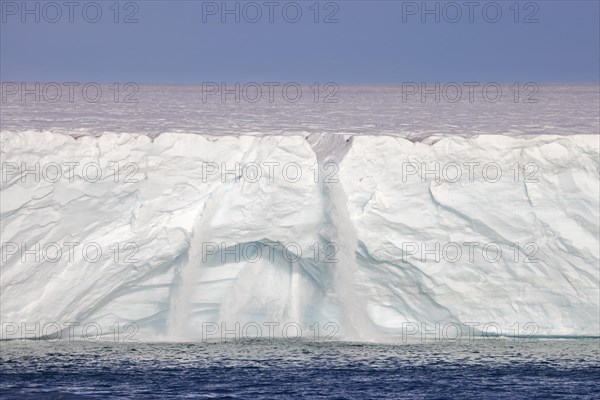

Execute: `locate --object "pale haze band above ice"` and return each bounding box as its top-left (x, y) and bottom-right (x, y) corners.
top-left (1, 84), bottom-right (598, 139)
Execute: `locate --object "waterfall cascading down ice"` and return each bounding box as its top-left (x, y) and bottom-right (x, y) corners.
top-left (289, 260), bottom-right (302, 330)
top-left (168, 192), bottom-right (219, 341)
top-left (320, 181), bottom-right (377, 341)
top-left (166, 137), bottom-right (319, 340)
top-left (308, 133), bottom-right (377, 341)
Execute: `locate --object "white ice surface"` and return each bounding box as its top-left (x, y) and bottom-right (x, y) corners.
top-left (1, 131), bottom-right (599, 340)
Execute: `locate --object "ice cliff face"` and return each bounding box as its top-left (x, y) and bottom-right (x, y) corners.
top-left (1, 132), bottom-right (598, 340)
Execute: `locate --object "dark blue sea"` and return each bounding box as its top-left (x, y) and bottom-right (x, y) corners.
top-left (1, 339), bottom-right (599, 399)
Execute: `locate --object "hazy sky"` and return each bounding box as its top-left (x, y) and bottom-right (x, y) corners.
top-left (1, 0), bottom-right (599, 83)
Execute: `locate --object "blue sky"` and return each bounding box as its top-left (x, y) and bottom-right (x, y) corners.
top-left (1, 0), bottom-right (599, 83)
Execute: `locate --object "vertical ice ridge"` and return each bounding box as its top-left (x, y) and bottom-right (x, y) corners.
top-left (168, 191), bottom-right (220, 341)
top-left (320, 181), bottom-right (378, 341)
top-left (306, 133), bottom-right (353, 164)
top-left (307, 133), bottom-right (377, 340)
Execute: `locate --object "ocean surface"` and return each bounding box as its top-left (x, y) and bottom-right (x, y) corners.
top-left (1, 339), bottom-right (599, 399)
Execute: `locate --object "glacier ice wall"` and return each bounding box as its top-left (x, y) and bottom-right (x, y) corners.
top-left (1, 131), bottom-right (598, 340)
